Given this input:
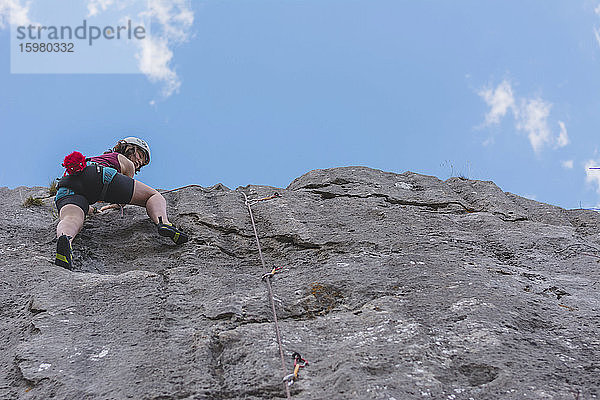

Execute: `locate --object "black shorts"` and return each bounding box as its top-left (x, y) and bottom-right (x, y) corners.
top-left (55, 165), bottom-right (135, 215)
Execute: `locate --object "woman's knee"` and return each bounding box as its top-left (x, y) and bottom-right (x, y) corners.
top-left (59, 204), bottom-right (85, 221)
top-left (130, 180), bottom-right (159, 207)
top-left (148, 191), bottom-right (165, 204)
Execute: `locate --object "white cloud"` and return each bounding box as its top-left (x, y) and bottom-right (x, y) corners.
top-left (585, 159), bottom-right (600, 194)
top-left (143, 0), bottom-right (193, 42)
top-left (478, 79), bottom-right (569, 154)
top-left (595, 27), bottom-right (600, 47)
top-left (478, 80), bottom-right (516, 126)
top-left (84, 0), bottom-right (194, 98)
top-left (136, 36), bottom-right (180, 97)
top-left (0, 0), bottom-right (32, 28)
top-left (87, 0), bottom-right (115, 17)
top-left (516, 98), bottom-right (552, 154)
top-left (136, 0), bottom-right (194, 99)
top-left (482, 136), bottom-right (495, 147)
top-left (593, 5), bottom-right (600, 48)
top-left (561, 160), bottom-right (574, 169)
top-left (556, 121), bottom-right (569, 148)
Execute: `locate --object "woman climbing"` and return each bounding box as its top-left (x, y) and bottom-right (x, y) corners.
top-left (54, 137), bottom-right (188, 270)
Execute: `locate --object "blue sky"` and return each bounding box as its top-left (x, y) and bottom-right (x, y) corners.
top-left (1, 0), bottom-right (600, 209)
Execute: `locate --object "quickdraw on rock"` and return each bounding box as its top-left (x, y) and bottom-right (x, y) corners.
top-left (248, 192), bottom-right (281, 206)
top-left (283, 352), bottom-right (309, 387)
top-left (261, 266), bottom-right (284, 281)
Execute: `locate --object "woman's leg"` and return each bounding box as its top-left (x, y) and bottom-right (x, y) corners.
top-left (129, 180), bottom-right (169, 224)
top-left (57, 204), bottom-right (85, 243)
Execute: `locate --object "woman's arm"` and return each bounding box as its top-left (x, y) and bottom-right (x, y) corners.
top-left (118, 154), bottom-right (136, 178)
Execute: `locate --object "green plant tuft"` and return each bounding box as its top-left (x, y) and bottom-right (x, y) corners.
top-left (23, 196), bottom-right (44, 207)
top-left (48, 179), bottom-right (58, 196)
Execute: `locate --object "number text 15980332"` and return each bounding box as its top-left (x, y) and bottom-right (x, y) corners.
top-left (19, 43), bottom-right (74, 53)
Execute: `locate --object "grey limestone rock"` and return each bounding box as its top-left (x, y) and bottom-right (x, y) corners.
top-left (0, 167), bottom-right (598, 399)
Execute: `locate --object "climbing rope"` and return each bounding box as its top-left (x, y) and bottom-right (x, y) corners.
top-left (241, 191), bottom-right (291, 399)
top-left (159, 184), bottom-right (205, 195)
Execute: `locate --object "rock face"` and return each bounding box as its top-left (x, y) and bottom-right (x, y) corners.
top-left (0, 166), bottom-right (598, 399)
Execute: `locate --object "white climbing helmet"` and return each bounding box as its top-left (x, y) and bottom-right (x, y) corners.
top-left (121, 136), bottom-right (151, 165)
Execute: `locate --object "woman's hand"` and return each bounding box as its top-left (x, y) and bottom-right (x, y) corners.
top-left (100, 204), bottom-right (122, 212)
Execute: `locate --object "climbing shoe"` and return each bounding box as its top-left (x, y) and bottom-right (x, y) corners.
top-left (157, 217), bottom-right (189, 245)
top-left (55, 234), bottom-right (73, 270)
